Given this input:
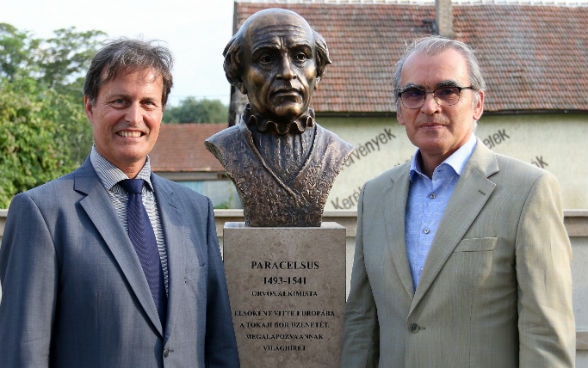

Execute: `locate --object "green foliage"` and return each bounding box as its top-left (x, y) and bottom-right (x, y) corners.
top-left (0, 78), bottom-right (72, 202)
top-left (0, 24), bottom-right (105, 88)
top-left (163, 97), bottom-right (228, 123)
top-left (0, 23), bottom-right (36, 81)
top-left (0, 24), bottom-right (105, 207)
top-left (0, 23), bottom-right (226, 208)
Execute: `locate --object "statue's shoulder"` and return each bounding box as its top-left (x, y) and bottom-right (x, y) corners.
top-left (205, 124), bottom-right (242, 146)
top-left (206, 125), bottom-right (240, 142)
top-left (204, 122), bottom-right (253, 166)
top-left (315, 123), bottom-right (354, 155)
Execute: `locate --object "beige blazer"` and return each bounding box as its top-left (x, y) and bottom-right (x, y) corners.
top-left (341, 140), bottom-right (575, 367)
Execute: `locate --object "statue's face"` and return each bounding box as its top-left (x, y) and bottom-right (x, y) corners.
top-left (240, 10), bottom-right (318, 123)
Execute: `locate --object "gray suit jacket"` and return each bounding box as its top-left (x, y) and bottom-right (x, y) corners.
top-left (0, 159), bottom-right (239, 367)
top-left (341, 140), bottom-right (575, 367)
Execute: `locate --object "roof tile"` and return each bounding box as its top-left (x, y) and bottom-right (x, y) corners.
top-left (150, 123), bottom-right (226, 172)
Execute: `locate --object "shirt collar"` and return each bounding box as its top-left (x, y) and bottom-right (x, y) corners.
top-left (410, 134), bottom-right (477, 180)
top-left (244, 104), bottom-right (315, 135)
top-left (90, 146), bottom-right (153, 191)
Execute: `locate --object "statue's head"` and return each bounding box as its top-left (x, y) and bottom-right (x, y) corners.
top-left (223, 8), bottom-right (331, 123)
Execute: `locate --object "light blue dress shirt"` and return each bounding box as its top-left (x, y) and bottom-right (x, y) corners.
top-left (405, 135), bottom-right (477, 290)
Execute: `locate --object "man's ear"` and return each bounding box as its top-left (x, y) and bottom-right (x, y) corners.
top-left (473, 90), bottom-right (485, 121)
top-left (396, 105), bottom-right (407, 126)
top-left (84, 96), bottom-right (94, 121)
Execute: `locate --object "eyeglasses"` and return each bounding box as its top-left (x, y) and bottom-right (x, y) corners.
top-left (397, 85), bottom-right (476, 109)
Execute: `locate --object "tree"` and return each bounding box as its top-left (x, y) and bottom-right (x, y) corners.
top-left (163, 97), bottom-right (228, 123)
top-left (0, 23), bottom-right (36, 81)
top-left (0, 78), bottom-right (74, 204)
top-left (0, 24), bottom-right (106, 207)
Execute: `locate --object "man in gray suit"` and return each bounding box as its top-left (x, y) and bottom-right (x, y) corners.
top-left (0, 39), bottom-right (239, 367)
top-left (341, 36), bottom-right (575, 367)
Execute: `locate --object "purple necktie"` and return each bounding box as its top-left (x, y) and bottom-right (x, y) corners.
top-left (119, 179), bottom-right (166, 325)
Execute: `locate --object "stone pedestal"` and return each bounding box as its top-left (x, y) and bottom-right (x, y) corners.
top-left (223, 222), bottom-right (346, 368)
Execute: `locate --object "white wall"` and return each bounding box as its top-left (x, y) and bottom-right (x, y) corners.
top-left (321, 113), bottom-right (588, 211)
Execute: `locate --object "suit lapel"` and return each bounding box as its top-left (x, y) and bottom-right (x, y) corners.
top-left (410, 142), bottom-right (499, 313)
top-left (74, 161), bottom-right (164, 335)
top-left (383, 166), bottom-right (415, 298)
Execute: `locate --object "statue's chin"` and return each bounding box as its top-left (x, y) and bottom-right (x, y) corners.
top-left (269, 98), bottom-right (307, 118)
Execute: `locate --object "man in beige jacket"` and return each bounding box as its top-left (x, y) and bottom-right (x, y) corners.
top-left (341, 36), bottom-right (575, 367)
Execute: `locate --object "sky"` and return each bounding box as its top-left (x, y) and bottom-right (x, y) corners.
top-left (2, 0), bottom-right (236, 106)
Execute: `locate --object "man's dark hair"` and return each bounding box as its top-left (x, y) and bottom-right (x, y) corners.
top-left (83, 38), bottom-right (174, 106)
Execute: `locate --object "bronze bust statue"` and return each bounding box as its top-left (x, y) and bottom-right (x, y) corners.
top-left (205, 8), bottom-right (353, 227)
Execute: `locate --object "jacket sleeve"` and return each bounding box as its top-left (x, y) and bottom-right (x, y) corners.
top-left (0, 193), bottom-right (56, 367)
top-left (516, 172), bottom-right (575, 367)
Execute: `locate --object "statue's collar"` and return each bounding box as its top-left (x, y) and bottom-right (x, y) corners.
top-left (244, 105), bottom-right (315, 135)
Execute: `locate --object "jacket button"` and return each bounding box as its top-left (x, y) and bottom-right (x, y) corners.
top-left (163, 348), bottom-right (170, 357)
top-left (409, 323), bottom-right (420, 333)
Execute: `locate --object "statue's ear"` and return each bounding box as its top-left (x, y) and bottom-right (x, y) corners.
top-left (314, 77), bottom-right (321, 90)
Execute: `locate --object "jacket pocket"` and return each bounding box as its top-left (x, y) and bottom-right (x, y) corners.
top-left (455, 237), bottom-right (497, 252)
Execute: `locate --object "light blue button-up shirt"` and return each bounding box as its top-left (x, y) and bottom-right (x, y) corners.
top-left (405, 135), bottom-right (477, 290)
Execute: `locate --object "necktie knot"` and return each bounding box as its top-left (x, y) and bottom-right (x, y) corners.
top-left (120, 179), bottom-right (144, 195)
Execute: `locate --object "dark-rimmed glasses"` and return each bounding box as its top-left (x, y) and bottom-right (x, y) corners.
top-left (397, 85), bottom-right (475, 109)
